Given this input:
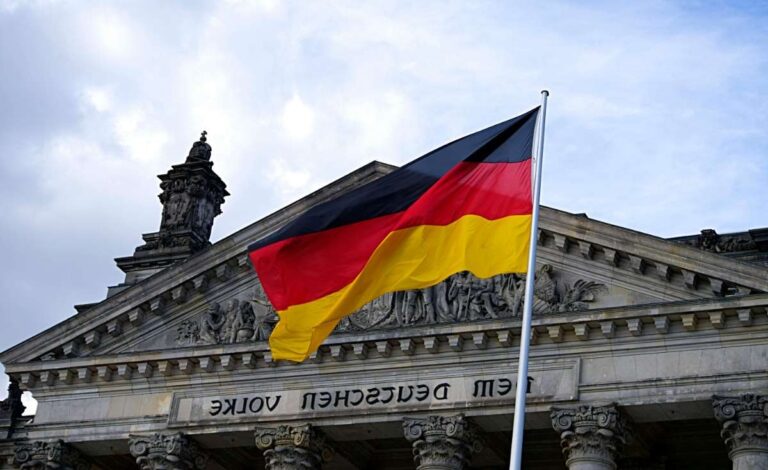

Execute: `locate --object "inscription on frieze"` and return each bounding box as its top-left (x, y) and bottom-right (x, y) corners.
top-left (168, 359), bottom-right (580, 426)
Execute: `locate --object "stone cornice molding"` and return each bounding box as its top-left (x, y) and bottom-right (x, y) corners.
top-left (128, 432), bottom-right (209, 470)
top-left (713, 393), bottom-right (768, 457)
top-left (6, 294), bottom-right (768, 390)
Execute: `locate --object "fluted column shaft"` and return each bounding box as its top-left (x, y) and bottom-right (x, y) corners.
top-left (550, 404), bottom-right (630, 470)
top-left (13, 440), bottom-right (89, 470)
top-left (402, 414), bottom-right (483, 470)
top-left (713, 394), bottom-right (768, 470)
top-left (128, 432), bottom-right (208, 470)
top-left (254, 424), bottom-right (333, 470)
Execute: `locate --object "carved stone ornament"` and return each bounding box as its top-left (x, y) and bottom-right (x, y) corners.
top-left (550, 404), bottom-right (630, 469)
top-left (690, 229), bottom-right (757, 254)
top-left (254, 424), bottom-right (334, 470)
top-left (128, 432), bottom-right (209, 470)
top-left (713, 394), bottom-right (768, 461)
top-left (176, 284), bottom-right (278, 346)
top-left (402, 414), bottom-right (484, 470)
top-left (134, 131), bottom-right (227, 255)
top-left (13, 440), bottom-right (90, 470)
top-left (337, 265), bottom-right (605, 332)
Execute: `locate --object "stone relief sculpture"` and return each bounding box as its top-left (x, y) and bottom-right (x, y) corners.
top-left (175, 266), bottom-right (605, 345)
top-left (338, 264), bottom-right (605, 332)
top-left (687, 228), bottom-right (756, 253)
top-left (175, 285), bottom-right (278, 346)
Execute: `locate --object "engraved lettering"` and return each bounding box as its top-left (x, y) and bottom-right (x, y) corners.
top-left (222, 398), bottom-right (236, 415)
top-left (473, 379), bottom-right (495, 398)
top-left (265, 395), bottom-right (281, 412)
top-left (498, 378), bottom-right (513, 396)
top-left (237, 397), bottom-right (248, 414)
top-left (397, 385), bottom-right (414, 403)
top-left (380, 386), bottom-right (395, 404)
top-left (415, 384), bottom-right (429, 401)
top-left (334, 390), bottom-right (351, 408)
top-left (302, 392), bottom-right (317, 410)
top-left (350, 389), bottom-right (364, 406)
top-left (318, 391), bottom-right (332, 408)
top-left (434, 383), bottom-right (450, 400)
top-left (366, 387), bottom-right (381, 405)
top-left (210, 400), bottom-right (222, 416)
top-left (249, 397), bottom-right (264, 413)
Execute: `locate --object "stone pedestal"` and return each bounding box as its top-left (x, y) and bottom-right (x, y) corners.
top-left (128, 432), bottom-right (208, 470)
top-left (402, 414), bottom-right (483, 470)
top-left (254, 424), bottom-right (333, 470)
top-left (550, 404), bottom-right (629, 470)
top-left (713, 394), bottom-right (768, 470)
top-left (13, 440), bottom-right (89, 470)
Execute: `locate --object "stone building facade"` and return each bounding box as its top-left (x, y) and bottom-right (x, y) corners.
top-left (1, 135), bottom-right (768, 469)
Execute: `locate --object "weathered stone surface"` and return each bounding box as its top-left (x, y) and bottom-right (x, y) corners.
top-left (254, 424), bottom-right (333, 470)
top-left (551, 404), bottom-right (630, 470)
top-left (129, 432), bottom-right (208, 470)
top-left (402, 414), bottom-right (483, 470)
top-left (13, 440), bottom-right (89, 470)
top-left (713, 394), bottom-right (768, 469)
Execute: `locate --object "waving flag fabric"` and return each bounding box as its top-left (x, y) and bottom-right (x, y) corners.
top-left (248, 107), bottom-right (539, 361)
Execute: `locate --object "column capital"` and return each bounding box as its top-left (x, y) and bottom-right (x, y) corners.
top-left (713, 393), bottom-right (768, 457)
top-left (13, 439), bottom-right (90, 470)
top-left (254, 424), bottom-right (333, 470)
top-left (402, 414), bottom-right (483, 470)
top-left (550, 403), bottom-right (630, 470)
top-left (128, 432), bottom-right (208, 470)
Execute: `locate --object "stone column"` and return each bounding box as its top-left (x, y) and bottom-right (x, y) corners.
top-left (402, 414), bottom-right (484, 470)
top-left (128, 432), bottom-right (209, 470)
top-left (550, 404), bottom-right (630, 470)
top-left (254, 424), bottom-right (333, 470)
top-left (13, 440), bottom-right (90, 470)
top-left (713, 394), bottom-right (768, 470)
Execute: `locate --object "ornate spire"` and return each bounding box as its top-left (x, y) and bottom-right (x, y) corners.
top-left (110, 131), bottom-right (229, 296)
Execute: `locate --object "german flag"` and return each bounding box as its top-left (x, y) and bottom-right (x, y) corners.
top-left (249, 108), bottom-right (539, 361)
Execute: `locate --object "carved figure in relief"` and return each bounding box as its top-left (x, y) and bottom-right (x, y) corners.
top-left (199, 303), bottom-right (225, 344)
top-left (232, 302), bottom-right (256, 342)
top-left (249, 284), bottom-right (278, 341)
top-left (221, 299), bottom-right (239, 344)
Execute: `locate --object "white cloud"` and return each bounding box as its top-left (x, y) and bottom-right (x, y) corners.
top-left (1, 0), bottom-right (768, 401)
top-left (281, 94), bottom-right (315, 140)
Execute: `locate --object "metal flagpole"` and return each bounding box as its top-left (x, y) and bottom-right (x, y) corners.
top-left (509, 90), bottom-right (549, 470)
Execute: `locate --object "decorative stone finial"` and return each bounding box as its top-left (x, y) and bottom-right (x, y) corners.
top-left (186, 131), bottom-right (212, 163)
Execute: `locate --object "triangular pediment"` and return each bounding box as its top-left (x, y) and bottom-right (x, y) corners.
top-left (2, 162), bottom-right (767, 367)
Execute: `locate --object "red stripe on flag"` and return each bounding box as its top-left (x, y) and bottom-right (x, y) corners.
top-left (250, 159), bottom-right (532, 311)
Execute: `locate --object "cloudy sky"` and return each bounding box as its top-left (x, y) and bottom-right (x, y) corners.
top-left (1, 0), bottom-right (767, 406)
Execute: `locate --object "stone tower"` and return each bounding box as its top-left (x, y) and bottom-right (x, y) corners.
top-left (110, 131), bottom-right (229, 296)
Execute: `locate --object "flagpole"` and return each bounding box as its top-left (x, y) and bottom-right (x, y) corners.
top-left (509, 90), bottom-right (549, 470)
